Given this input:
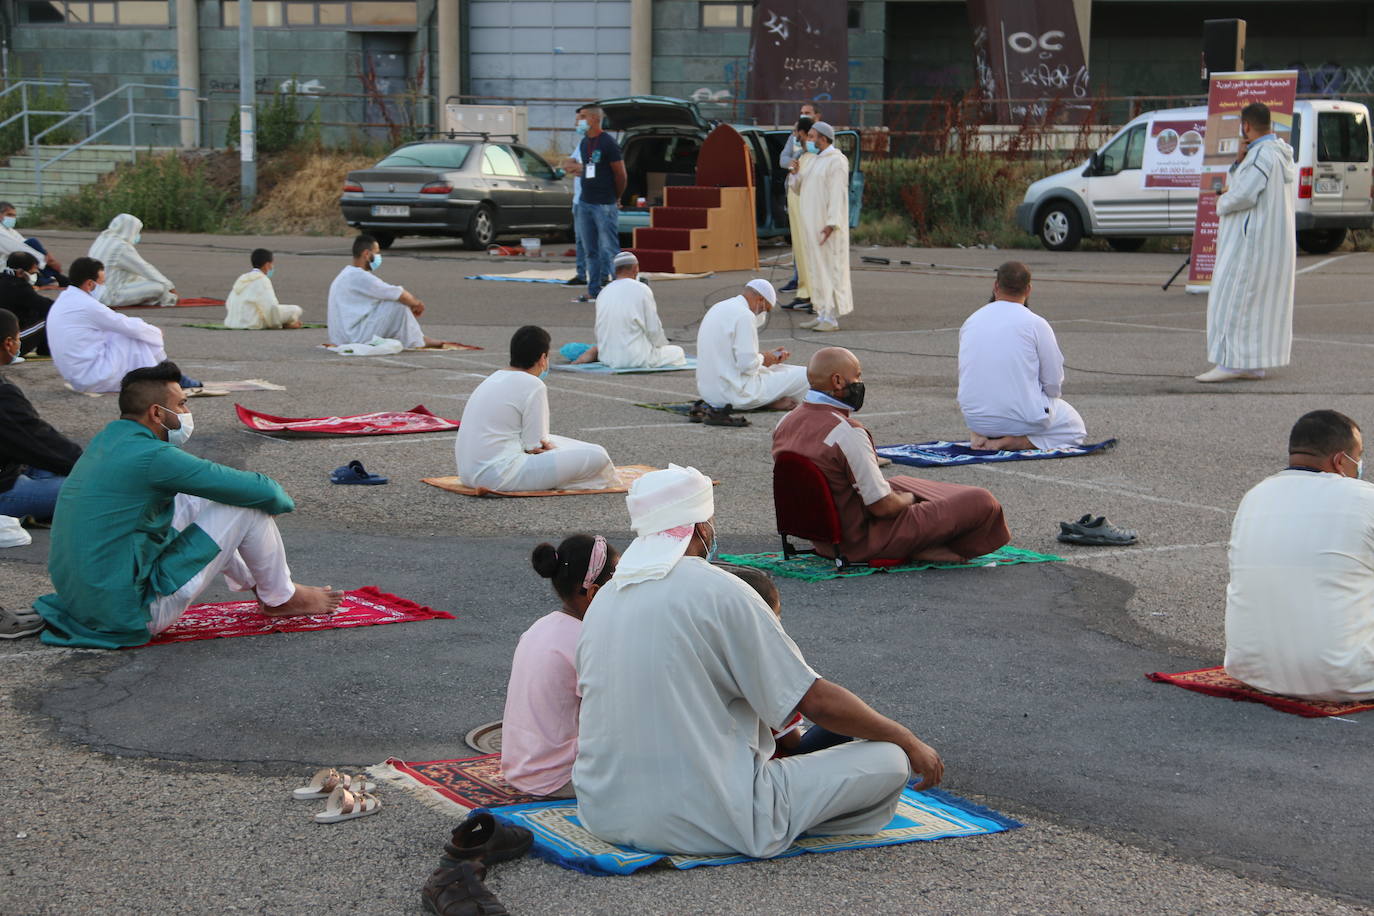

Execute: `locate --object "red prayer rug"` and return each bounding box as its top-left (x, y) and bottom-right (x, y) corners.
top-left (145, 586), bottom-right (454, 645)
top-left (369, 754), bottom-right (545, 813)
top-left (1147, 667), bottom-right (1374, 717)
top-left (236, 403), bottom-right (459, 437)
top-left (112, 296), bottom-right (226, 310)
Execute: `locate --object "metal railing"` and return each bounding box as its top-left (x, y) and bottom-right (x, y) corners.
top-left (30, 83), bottom-right (199, 201)
top-left (0, 79), bottom-right (96, 151)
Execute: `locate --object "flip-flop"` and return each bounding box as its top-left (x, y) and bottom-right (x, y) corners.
top-left (704, 408), bottom-right (749, 427)
top-left (687, 400), bottom-right (710, 423)
top-left (292, 767), bottom-right (376, 800)
top-left (314, 785), bottom-right (381, 823)
top-left (1057, 514), bottom-right (1138, 546)
top-left (330, 460), bottom-right (388, 485)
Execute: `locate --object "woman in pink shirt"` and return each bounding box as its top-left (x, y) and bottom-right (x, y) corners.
top-left (500, 533), bottom-right (618, 797)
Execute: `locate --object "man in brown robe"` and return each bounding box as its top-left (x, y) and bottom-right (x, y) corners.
top-left (772, 347), bottom-right (1011, 564)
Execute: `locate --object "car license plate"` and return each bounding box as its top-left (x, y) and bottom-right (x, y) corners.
top-left (1315, 177), bottom-right (1341, 194)
top-left (371, 205), bottom-right (409, 217)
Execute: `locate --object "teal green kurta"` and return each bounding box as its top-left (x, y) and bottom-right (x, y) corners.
top-left (35, 419), bottom-right (294, 648)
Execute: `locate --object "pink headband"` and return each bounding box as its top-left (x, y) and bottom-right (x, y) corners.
top-left (583, 535), bottom-right (608, 590)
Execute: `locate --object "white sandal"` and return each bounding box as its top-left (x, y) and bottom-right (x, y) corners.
top-left (292, 767), bottom-right (375, 800)
top-left (314, 785), bottom-right (381, 824)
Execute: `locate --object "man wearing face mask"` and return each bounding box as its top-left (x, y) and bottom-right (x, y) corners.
top-left (224, 248), bottom-right (304, 330)
top-left (695, 278), bottom-right (807, 414)
top-left (327, 234), bottom-right (439, 349)
top-left (575, 464), bottom-right (944, 858)
top-left (0, 251), bottom-right (55, 356)
top-left (1224, 410), bottom-right (1374, 700)
top-left (795, 121), bottom-right (853, 333)
top-left (774, 347), bottom-right (1010, 565)
top-left (47, 256), bottom-right (202, 393)
top-left (31, 361), bottom-right (343, 647)
top-left (0, 201), bottom-right (66, 287)
top-left (87, 213), bottom-right (177, 308)
top-left (561, 105), bottom-right (591, 289)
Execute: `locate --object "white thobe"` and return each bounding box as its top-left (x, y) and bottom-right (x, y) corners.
top-left (224, 270), bottom-right (304, 330)
top-left (47, 284), bottom-right (166, 393)
top-left (1225, 470), bottom-right (1374, 700)
top-left (88, 214), bottom-right (176, 308)
top-left (575, 557), bottom-right (910, 858)
top-left (326, 265), bottom-right (424, 349)
top-left (785, 151), bottom-right (816, 300)
top-left (594, 277), bottom-right (685, 369)
top-left (957, 299), bottom-right (1087, 449)
top-left (1206, 136), bottom-right (1297, 370)
top-left (796, 146), bottom-right (853, 323)
top-left (695, 295), bottom-right (807, 410)
top-left (0, 224), bottom-right (46, 267)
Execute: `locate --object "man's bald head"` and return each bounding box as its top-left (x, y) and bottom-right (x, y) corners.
top-left (807, 346), bottom-right (861, 393)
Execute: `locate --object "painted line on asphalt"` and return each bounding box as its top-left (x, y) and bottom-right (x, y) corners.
top-left (1067, 541), bottom-right (1228, 558)
top-left (1079, 319), bottom-right (1374, 350)
top-left (971, 464), bottom-right (1233, 515)
top-left (1296, 253), bottom-right (1351, 275)
top-left (327, 433), bottom-right (458, 448)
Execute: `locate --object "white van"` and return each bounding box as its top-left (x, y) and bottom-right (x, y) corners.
top-left (1016, 99), bottom-right (1373, 253)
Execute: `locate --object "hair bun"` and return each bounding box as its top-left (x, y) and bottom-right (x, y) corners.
top-left (530, 542), bottom-right (560, 578)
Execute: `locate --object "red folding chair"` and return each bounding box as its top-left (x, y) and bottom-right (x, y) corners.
top-left (774, 451), bottom-right (903, 570)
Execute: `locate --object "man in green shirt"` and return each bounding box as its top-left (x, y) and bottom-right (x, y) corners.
top-left (32, 360), bottom-right (342, 648)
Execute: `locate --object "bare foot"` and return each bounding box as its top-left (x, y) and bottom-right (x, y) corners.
top-left (283, 320), bottom-right (303, 330)
top-left (572, 346), bottom-right (599, 364)
top-left (968, 433), bottom-right (992, 450)
top-left (765, 396), bottom-right (799, 411)
top-left (422, 336), bottom-right (446, 349)
top-left (260, 584), bottom-right (345, 617)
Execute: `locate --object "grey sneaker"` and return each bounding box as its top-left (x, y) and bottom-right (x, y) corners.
top-left (0, 606), bottom-right (45, 639)
top-left (1057, 515), bottom-right (1138, 546)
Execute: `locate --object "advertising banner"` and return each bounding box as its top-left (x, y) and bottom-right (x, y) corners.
top-left (1186, 70), bottom-right (1298, 289)
top-left (1141, 117), bottom-right (1206, 189)
top-left (966, 0), bottom-right (1091, 124)
top-left (747, 0), bottom-right (849, 125)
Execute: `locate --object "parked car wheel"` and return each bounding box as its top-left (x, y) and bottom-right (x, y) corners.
top-left (371, 231), bottom-right (395, 250)
top-left (1296, 228), bottom-right (1347, 255)
top-left (1037, 202), bottom-right (1083, 251)
top-left (463, 204), bottom-right (496, 251)
top-left (1106, 237), bottom-right (1145, 252)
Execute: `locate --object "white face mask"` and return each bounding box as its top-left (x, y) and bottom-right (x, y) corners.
top-left (25, 271), bottom-right (36, 286)
top-left (157, 406), bottom-right (194, 447)
top-left (754, 309), bottom-right (768, 329)
top-left (88, 282), bottom-right (106, 301)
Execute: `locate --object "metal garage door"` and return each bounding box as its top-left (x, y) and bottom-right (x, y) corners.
top-left (467, 0), bottom-right (631, 147)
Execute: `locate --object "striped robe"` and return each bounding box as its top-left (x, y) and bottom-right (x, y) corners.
top-left (1205, 137), bottom-right (1297, 370)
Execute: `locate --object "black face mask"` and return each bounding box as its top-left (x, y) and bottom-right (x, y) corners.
top-left (838, 381), bottom-right (865, 412)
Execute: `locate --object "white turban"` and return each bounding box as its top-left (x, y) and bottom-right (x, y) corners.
top-left (812, 121), bottom-right (835, 141)
top-left (612, 464), bottom-right (715, 586)
top-left (613, 250), bottom-right (638, 270)
top-left (745, 278), bottom-right (776, 306)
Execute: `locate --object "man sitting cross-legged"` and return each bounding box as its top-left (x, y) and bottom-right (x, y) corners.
top-left (225, 248), bottom-right (304, 329)
top-left (957, 260), bottom-right (1087, 451)
top-left (696, 278), bottom-right (807, 412)
top-left (574, 465), bottom-right (944, 858)
top-left (30, 361), bottom-right (342, 648)
top-left (571, 251), bottom-right (685, 369)
top-left (456, 325), bottom-right (619, 492)
top-left (0, 251), bottom-right (55, 356)
top-left (1224, 409), bottom-right (1374, 701)
top-left (773, 347), bottom-right (1011, 564)
top-left (327, 234), bottom-right (441, 349)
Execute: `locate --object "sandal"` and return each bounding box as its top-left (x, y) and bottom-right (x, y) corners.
top-left (315, 785), bottom-right (381, 823)
top-left (329, 460), bottom-right (388, 485)
top-left (1057, 514), bottom-right (1138, 546)
top-left (293, 767), bottom-right (375, 800)
top-left (704, 409), bottom-right (750, 427)
top-left (0, 606), bottom-right (45, 639)
top-left (687, 400), bottom-right (710, 423)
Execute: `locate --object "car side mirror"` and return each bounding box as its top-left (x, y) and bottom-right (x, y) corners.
top-left (553, 167), bottom-right (566, 179)
top-left (1088, 151), bottom-right (1103, 175)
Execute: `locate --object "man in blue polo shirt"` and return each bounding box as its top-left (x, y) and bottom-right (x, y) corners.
top-left (566, 106), bottom-right (626, 303)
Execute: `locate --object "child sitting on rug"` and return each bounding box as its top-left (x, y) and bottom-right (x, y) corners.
top-left (500, 533), bottom-right (618, 797)
top-left (715, 563), bottom-right (854, 757)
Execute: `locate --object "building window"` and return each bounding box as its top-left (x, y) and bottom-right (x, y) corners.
top-left (221, 0), bottom-right (416, 28)
top-left (700, 1), bottom-right (750, 30)
top-left (848, 1), bottom-right (862, 30)
top-left (18, 0), bottom-right (169, 25)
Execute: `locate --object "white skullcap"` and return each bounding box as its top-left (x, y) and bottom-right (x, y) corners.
top-left (613, 465), bottom-right (715, 587)
top-left (812, 121), bottom-right (835, 141)
top-left (613, 250), bottom-right (638, 269)
top-left (745, 278), bottom-right (776, 306)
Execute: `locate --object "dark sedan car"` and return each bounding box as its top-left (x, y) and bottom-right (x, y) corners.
top-left (339, 137), bottom-right (574, 249)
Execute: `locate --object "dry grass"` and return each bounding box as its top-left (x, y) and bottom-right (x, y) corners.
top-left (244, 150), bottom-right (377, 236)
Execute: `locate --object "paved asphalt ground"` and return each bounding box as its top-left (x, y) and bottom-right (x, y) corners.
top-left (2, 230), bottom-right (1373, 914)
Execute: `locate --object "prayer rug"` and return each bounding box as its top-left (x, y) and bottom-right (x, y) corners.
top-left (717, 546), bottom-right (1063, 582)
top-left (423, 464), bottom-right (665, 498)
top-left (113, 296), bottom-right (225, 310)
top-left (184, 321), bottom-right (327, 330)
top-left (236, 404), bottom-right (458, 437)
top-left (636, 401), bottom-right (772, 417)
top-left (368, 753), bottom-right (546, 812)
top-left (876, 439), bottom-right (1118, 468)
top-left (464, 269), bottom-right (712, 283)
top-left (487, 785), bottom-right (1021, 876)
top-left (552, 358), bottom-right (696, 375)
top-left (405, 341), bottom-right (483, 351)
top-left (144, 586), bottom-right (454, 645)
top-left (1146, 667), bottom-right (1374, 718)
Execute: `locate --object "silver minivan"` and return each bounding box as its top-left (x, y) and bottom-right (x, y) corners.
top-left (1016, 99), bottom-right (1373, 253)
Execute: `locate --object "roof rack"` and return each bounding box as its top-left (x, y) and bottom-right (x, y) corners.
top-left (412, 129), bottom-right (520, 142)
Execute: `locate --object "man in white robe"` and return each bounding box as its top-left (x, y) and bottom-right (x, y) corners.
top-left (224, 248), bottom-right (304, 330)
top-left (574, 465), bottom-right (944, 858)
top-left (327, 234), bottom-right (437, 349)
top-left (696, 279), bottom-right (807, 411)
top-left (1225, 410), bottom-right (1374, 700)
top-left (796, 122), bottom-right (853, 333)
top-left (573, 251), bottom-right (685, 369)
top-left (782, 121), bottom-right (817, 311)
top-left (87, 213), bottom-right (177, 309)
top-left (0, 201), bottom-right (64, 286)
top-left (958, 261), bottom-right (1087, 450)
top-left (1198, 102), bottom-right (1297, 383)
top-left (47, 256), bottom-right (176, 394)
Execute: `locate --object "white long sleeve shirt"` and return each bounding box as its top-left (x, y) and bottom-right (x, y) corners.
top-left (46, 285), bottom-right (166, 392)
top-left (957, 299), bottom-right (1066, 427)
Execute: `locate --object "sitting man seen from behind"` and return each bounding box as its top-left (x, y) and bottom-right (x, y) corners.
top-left (87, 213), bottom-right (177, 308)
top-left (0, 251), bottom-right (55, 356)
top-left (0, 200), bottom-right (65, 287)
top-left (572, 251), bottom-right (686, 369)
top-left (696, 278), bottom-right (807, 412)
top-left (575, 465), bottom-right (944, 858)
top-left (327, 234), bottom-right (440, 349)
top-left (957, 260), bottom-right (1087, 451)
top-left (32, 360), bottom-right (342, 647)
top-left (1224, 409), bottom-right (1374, 701)
top-left (773, 347), bottom-right (1011, 565)
top-left (225, 248), bottom-right (304, 330)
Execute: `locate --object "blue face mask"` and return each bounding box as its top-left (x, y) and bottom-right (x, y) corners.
top-left (370, 253), bottom-right (383, 271)
top-left (575, 119), bottom-right (588, 135)
top-left (1, 216), bottom-right (15, 230)
top-left (699, 521), bottom-right (719, 562)
top-left (266, 267), bottom-right (275, 278)
top-left (805, 141), bottom-right (819, 155)
top-left (134, 233), bottom-right (141, 244)
top-left (538, 368), bottom-right (549, 381)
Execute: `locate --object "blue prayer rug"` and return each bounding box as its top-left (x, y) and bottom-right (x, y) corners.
top-left (876, 439), bottom-right (1117, 468)
top-left (552, 358), bottom-right (696, 375)
top-left (487, 785), bottom-right (1020, 876)
top-left (464, 274), bottom-right (565, 284)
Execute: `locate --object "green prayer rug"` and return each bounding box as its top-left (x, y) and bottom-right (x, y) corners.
top-left (183, 322), bottom-right (327, 330)
top-left (717, 546), bottom-right (1063, 581)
